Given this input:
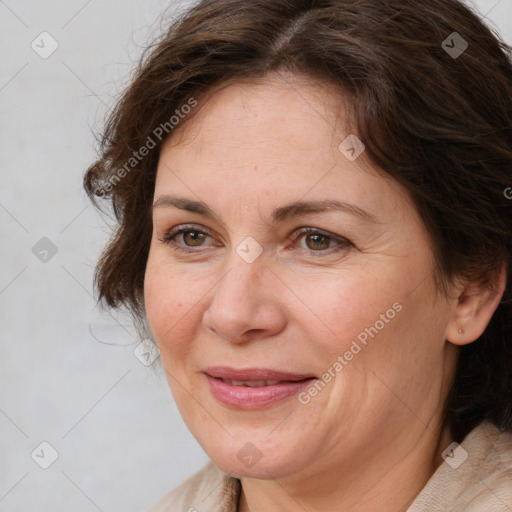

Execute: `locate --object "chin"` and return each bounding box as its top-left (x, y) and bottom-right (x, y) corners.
top-left (198, 432), bottom-right (308, 480)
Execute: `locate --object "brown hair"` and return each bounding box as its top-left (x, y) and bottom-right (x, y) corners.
top-left (84, 0), bottom-right (512, 442)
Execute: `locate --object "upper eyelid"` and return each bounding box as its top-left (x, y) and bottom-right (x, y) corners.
top-left (163, 224), bottom-right (340, 237)
top-left (165, 224), bottom-right (215, 238)
top-left (161, 224), bottom-right (351, 247)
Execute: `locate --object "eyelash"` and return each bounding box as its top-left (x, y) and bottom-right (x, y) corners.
top-left (157, 224), bottom-right (353, 256)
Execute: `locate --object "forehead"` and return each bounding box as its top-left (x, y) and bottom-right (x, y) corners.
top-left (163, 74), bottom-right (349, 158)
top-left (154, 76), bottom-right (411, 221)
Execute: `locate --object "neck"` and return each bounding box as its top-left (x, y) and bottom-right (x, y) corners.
top-left (238, 421), bottom-right (453, 512)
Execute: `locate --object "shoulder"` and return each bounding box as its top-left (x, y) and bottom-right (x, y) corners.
top-left (455, 422), bottom-right (512, 511)
top-left (409, 421), bottom-right (512, 511)
top-left (146, 461), bottom-right (240, 512)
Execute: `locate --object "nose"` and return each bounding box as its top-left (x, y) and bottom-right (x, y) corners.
top-left (202, 256), bottom-right (287, 344)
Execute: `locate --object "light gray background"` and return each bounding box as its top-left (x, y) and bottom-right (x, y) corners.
top-left (1, 1), bottom-right (511, 511)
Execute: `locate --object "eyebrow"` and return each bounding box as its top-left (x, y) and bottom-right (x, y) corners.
top-left (152, 195), bottom-right (377, 224)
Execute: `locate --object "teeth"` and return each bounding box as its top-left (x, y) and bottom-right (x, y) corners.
top-left (223, 379), bottom-right (281, 387)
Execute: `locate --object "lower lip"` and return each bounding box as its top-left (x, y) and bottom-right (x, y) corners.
top-left (206, 375), bottom-right (314, 409)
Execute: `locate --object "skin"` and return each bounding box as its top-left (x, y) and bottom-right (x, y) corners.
top-left (144, 72), bottom-right (505, 511)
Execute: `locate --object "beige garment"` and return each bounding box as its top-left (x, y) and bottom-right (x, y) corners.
top-left (147, 421), bottom-right (512, 511)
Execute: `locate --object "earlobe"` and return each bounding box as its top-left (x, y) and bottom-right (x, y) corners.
top-left (445, 264), bottom-right (507, 346)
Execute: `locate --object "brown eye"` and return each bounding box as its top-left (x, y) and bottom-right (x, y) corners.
top-left (182, 231), bottom-right (207, 246)
top-left (291, 227), bottom-right (353, 255)
top-left (159, 224), bottom-right (216, 253)
top-left (305, 233), bottom-right (331, 250)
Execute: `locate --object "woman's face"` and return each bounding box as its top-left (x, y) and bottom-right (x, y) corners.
top-left (144, 74), bottom-right (458, 481)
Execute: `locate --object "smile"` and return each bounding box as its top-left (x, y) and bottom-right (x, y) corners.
top-left (204, 367), bottom-right (316, 409)
top-left (221, 379), bottom-right (283, 387)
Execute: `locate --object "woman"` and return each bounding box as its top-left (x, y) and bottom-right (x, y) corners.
top-left (84, 0), bottom-right (512, 510)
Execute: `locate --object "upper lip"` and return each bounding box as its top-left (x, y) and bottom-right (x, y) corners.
top-left (204, 366), bottom-right (315, 381)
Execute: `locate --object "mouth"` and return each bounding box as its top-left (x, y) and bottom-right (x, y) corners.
top-left (204, 366), bottom-right (317, 409)
top-left (217, 379), bottom-right (290, 387)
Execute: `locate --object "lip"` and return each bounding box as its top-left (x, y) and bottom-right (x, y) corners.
top-left (205, 366), bottom-right (315, 381)
top-left (204, 366), bottom-right (316, 410)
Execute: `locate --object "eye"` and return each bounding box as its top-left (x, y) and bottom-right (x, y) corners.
top-left (291, 227), bottom-right (353, 254)
top-left (158, 224), bottom-right (353, 256)
top-left (158, 224), bottom-right (214, 251)
top-left (180, 230), bottom-right (208, 246)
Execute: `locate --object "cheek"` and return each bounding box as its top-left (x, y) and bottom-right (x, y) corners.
top-left (143, 252), bottom-right (198, 353)
top-left (330, 272), bottom-right (448, 386)
top-left (294, 268), bottom-right (402, 347)
top-left (299, 258), bottom-right (441, 371)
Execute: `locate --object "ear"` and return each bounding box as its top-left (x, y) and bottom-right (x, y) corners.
top-left (445, 264), bottom-right (507, 346)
